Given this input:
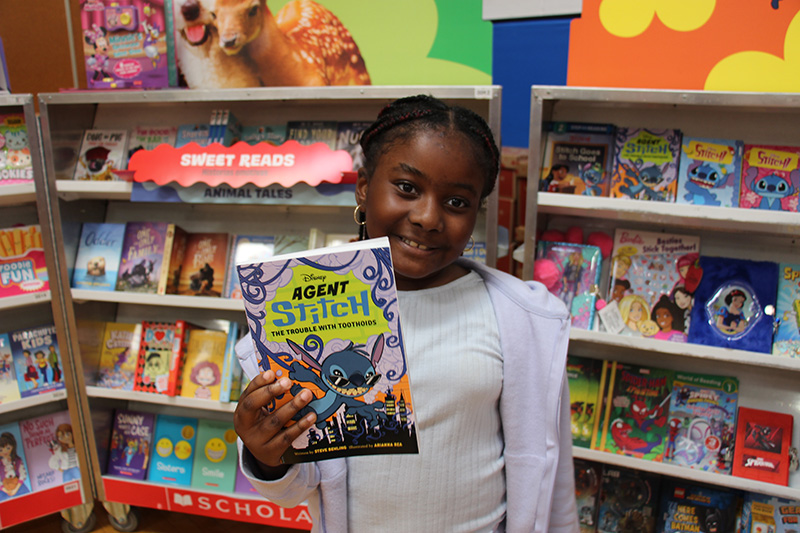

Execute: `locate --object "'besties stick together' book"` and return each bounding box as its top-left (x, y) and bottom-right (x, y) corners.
top-left (237, 237), bottom-right (418, 464)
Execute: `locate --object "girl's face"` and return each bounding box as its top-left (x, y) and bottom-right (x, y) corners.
top-left (731, 295), bottom-right (745, 310)
top-left (58, 430), bottom-right (73, 447)
top-left (0, 443), bottom-right (11, 459)
top-left (655, 307), bottom-right (673, 331)
top-left (675, 291), bottom-right (692, 309)
top-left (197, 367), bottom-right (215, 386)
top-left (356, 129), bottom-right (484, 291)
top-left (629, 302), bottom-right (644, 322)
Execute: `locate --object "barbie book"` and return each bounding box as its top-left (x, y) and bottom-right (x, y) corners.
top-left (237, 237), bottom-right (418, 464)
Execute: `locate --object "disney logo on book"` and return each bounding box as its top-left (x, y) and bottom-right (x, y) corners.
top-left (302, 273), bottom-right (327, 283)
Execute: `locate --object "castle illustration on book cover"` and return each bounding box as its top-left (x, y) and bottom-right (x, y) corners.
top-left (237, 237), bottom-right (418, 464)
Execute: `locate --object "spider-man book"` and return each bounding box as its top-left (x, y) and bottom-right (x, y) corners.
top-left (663, 371), bottom-right (739, 474)
top-left (732, 406), bottom-right (794, 486)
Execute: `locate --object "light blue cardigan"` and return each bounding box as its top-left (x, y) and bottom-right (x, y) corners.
top-left (237, 259), bottom-right (579, 532)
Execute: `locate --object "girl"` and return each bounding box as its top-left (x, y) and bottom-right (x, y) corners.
top-left (651, 294), bottom-right (688, 342)
top-left (234, 95), bottom-right (577, 532)
top-left (0, 432), bottom-right (28, 499)
top-left (618, 294), bottom-right (651, 336)
top-left (48, 424), bottom-right (80, 482)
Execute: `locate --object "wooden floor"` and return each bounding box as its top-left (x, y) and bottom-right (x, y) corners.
top-left (6, 504), bottom-right (300, 533)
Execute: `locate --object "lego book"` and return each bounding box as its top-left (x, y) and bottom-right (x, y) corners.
top-left (107, 410), bottom-right (155, 480)
top-left (0, 421), bottom-right (32, 499)
top-left (566, 355), bottom-right (603, 448)
top-left (134, 321), bottom-right (191, 396)
top-left (687, 256), bottom-right (779, 354)
top-left (676, 136), bottom-right (743, 208)
top-left (656, 479), bottom-right (739, 533)
top-left (148, 414), bottom-right (197, 486)
top-left (536, 241), bottom-right (602, 330)
top-left (190, 418), bottom-right (238, 493)
top-left (179, 327), bottom-right (228, 400)
top-left (237, 236), bottom-right (419, 464)
top-left (574, 458), bottom-right (602, 533)
top-left (0, 113), bottom-right (33, 185)
top-left (732, 406), bottom-right (794, 486)
top-left (71, 222), bottom-right (127, 291)
top-left (96, 322), bottom-right (141, 391)
top-left (19, 410), bottom-right (79, 491)
top-left (10, 325), bottom-right (64, 398)
top-left (115, 221), bottom-right (175, 294)
top-left (773, 262), bottom-right (800, 358)
top-left (0, 332), bottom-right (20, 404)
top-left (285, 120), bottom-right (338, 148)
top-left (596, 464), bottom-right (660, 533)
top-left (176, 232), bottom-right (229, 297)
top-left (540, 121), bottom-right (615, 196)
top-left (335, 121), bottom-right (371, 171)
top-left (740, 492), bottom-right (800, 533)
top-left (664, 371), bottom-right (739, 474)
top-left (0, 224), bottom-right (49, 297)
top-left (740, 144), bottom-right (800, 212)
top-left (72, 129), bottom-right (129, 180)
top-left (610, 127), bottom-right (682, 202)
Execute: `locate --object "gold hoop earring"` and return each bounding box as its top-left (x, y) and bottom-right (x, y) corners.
top-left (464, 235), bottom-right (474, 252)
top-left (354, 205), bottom-right (366, 225)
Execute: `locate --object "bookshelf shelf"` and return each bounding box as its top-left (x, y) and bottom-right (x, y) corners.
top-left (0, 388), bottom-right (68, 416)
top-left (56, 180), bottom-right (133, 201)
top-left (0, 183), bottom-right (37, 205)
top-left (86, 386), bottom-right (236, 413)
top-left (0, 290), bottom-right (51, 310)
top-left (71, 289), bottom-right (245, 311)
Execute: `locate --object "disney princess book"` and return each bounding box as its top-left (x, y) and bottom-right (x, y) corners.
top-left (237, 236), bottom-right (418, 464)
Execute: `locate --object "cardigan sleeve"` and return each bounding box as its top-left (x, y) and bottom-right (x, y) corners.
top-left (547, 375), bottom-right (579, 532)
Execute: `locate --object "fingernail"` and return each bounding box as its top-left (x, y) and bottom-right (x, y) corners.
top-left (299, 389), bottom-right (312, 402)
top-left (279, 377), bottom-right (291, 389)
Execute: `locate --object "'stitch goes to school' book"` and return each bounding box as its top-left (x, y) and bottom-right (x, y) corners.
top-left (596, 464), bottom-right (660, 533)
top-left (740, 144), bottom-right (800, 212)
top-left (19, 410), bottom-right (79, 491)
top-left (148, 414), bottom-right (197, 487)
top-left (676, 137), bottom-right (743, 208)
top-left (732, 407), bottom-right (794, 486)
top-left (611, 127), bottom-right (682, 202)
top-left (656, 479), bottom-right (738, 533)
top-left (71, 222), bottom-right (126, 291)
top-left (773, 263), bottom-right (800, 358)
top-left (107, 409), bottom-right (155, 480)
top-left (0, 421), bottom-right (32, 499)
top-left (0, 333), bottom-right (20, 404)
top-left (540, 121), bottom-right (615, 196)
top-left (237, 237), bottom-right (418, 464)
top-left (96, 322), bottom-right (141, 391)
top-left (566, 355), bottom-right (603, 448)
top-left (10, 325), bottom-right (65, 398)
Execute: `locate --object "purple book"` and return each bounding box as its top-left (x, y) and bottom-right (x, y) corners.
top-left (19, 410), bottom-right (79, 491)
top-left (234, 462), bottom-right (259, 496)
top-left (115, 222), bottom-right (171, 293)
top-left (107, 409), bottom-right (155, 480)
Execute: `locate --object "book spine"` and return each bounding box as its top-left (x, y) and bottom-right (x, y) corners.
top-left (156, 224), bottom-right (176, 295)
top-left (167, 320), bottom-right (187, 396)
top-left (597, 360), bottom-right (617, 452)
top-left (219, 322), bottom-right (239, 402)
top-left (222, 235), bottom-right (238, 299)
top-left (590, 359), bottom-right (610, 450)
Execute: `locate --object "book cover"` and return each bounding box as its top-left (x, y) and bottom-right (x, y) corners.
top-left (732, 406), bottom-right (794, 486)
top-left (656, 479), bottom-right (738, 533)
top-left (134, 321), bottom-right (190, 396)
top-left (176, 232), bottom-right (229, 297)
top-left (162, 226), bottom-right (188, 295)
top-left (335, 121), bottom-right (371, 171)
top-left (73, 129), bottom-right (129, 180)
top-left (237, 236), bottom-right (419, 464)
top-left (605, 229), bottom-right (700, 342)
top-left (180, 328), bottom-right (228, 400)
top-left (285, 121), bottom-right (338, 148)
top-left (115, 222), bottom-right (173, 294)
top-left (76, 320), bottom-right (106, 381)
top-left (96, 322), bottom-right (141, 391)
top-left (0, 333), bottom-right (20, 404)
top-left (190, 418), bottom-right (238, 493)
top-left (127, 126), bottom-right (178, 162)
top-left (240, 124), bottom-right (286, 146)
top-left (773, 263), bottom-right (800, 358)
top-left (610, 127), bottom-right (682, 202)
top-left (19, 410), bottom-right (79, 491)
top-left (234, 462), bottom-right (259, 496)
top-left (148, 414), bottom-right (197, 486)
top-left (740, 493), bottom-right (800, 533)
top-left (218, 322), bottom-right (240, 403)
top-left (0, 421), bottom-right (32, 499)
top-left (62, 221), bottom-right (83, 284)
top-left (107, 410), bottom-right (155, 480)
top-left (540, 121), bottom-right (615, 196)
top-left (574, 458), bottom-right (602, 533)
top-left (567, 355), bottom-right (603, 448)
top-left (71, 222), bottom-right (127, 291)
top-left (596, 464), bottom-right (660, 533)
top-left (676, 137), bottom-right (743, 207)
top-left (664, 371), bottom-right (739, 474)
top-left (10, 325), bottom-right (65, 398)
top-left (174, 124), bottom-right (211, 148)
top-left (50, 129), bottom-right (85, 180)
top-left (687, 256), bottom-right (779, 354)
top-left (0, 224), bottom-right (49, 297)
top-left (596, 361), bottom-right (674, 462)
top-left (225, 234), bottom-right (312, 299)
top-left (740, 144), bottom-right (800, 212)
top-left (536, 241), bottom-right (602, 329)
top-left (0, 113), bottom-right (33, 185)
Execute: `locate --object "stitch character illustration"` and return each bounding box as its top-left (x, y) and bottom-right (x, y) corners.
top-left (580, 162), bottom-right (604, 196)
top-left (744, 167), bottom-right (799, 210)
top-left (683, 161), bottom-right (732, 206)
top-left (619, 162), bottom-right (666, 201)
top-left (287, 334), bottom-right (388, 430)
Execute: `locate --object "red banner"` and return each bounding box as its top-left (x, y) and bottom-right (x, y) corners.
top-left (0, 482), bottom-right (83, 528)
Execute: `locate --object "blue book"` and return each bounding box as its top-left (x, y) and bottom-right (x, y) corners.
top-left (219, 322), bottom-right (240, 403)
top-left (676, 137), bottom-right (743, 208)
top-left (10, 325), bottom-right (65, 398)
top-left (174, 124), bottom-right (211, 148)
top-left (773, 262), bottom-right (800, 358)
top-left (71, 223), bottom-right (127, 290)
top-left (148, 414), bottom-right (198, 486)
top-left (0, 421), bottom-right (33, 500)
top-left (240, 125), bottom-right (286, 146)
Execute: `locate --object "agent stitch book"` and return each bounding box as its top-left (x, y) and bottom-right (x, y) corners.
top-left (676, 136), bottom-right (743, 208)
top-left (0, 333), bottom-right (20, 405)
top-left (536, 241), bottom-right (602, 330)
top-left (19, 410), bottom-right (79, 492)
top-left (740, 144), bottom-right (800, 212)
top-left (611, 127), bottom-right (681, 202)
top-left (540, 121), bottom-right (615, 196)
top-left (773, 262), bottom-right (800, 358)
top-left (107, 410), bottom-right (155, 480)
top-left (71, 222), bottom-right (126, 291)
top-left (148, 414), bottom-right (197, 487)
top-left (10, 325), bottom-right (65, 398)
top-left (237, 236), bottom-right (419, 464)
top-left (0, 421), bottom-right (32, 500)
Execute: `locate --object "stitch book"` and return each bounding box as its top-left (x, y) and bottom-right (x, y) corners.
top-left (731, 407), bottom-right (794, 486)
top-left (676, 136), bottom-right (743, 208)
top-left (536, 241), bottom-right (602, 329)
top-left (148, 414), bottom-right (197, 487)
top-left (610, 127), bottom-right (682, 202)
top-left (237, 236), bottom-right (419, 464)
top-left (0, 421), bottom-right (32, 499)
top-left (19, 410), bottom-right (79, 491)
top-left (540, 121), bottom-right (615, 196)
top-left (773, 262), bottom-right (800, 358)
top-left (71, 222), bottom-right (126, 291)
top-left (107, 410), bottom-right (155, 480)
top-left (0, 333), bottom-right (20, 405)
top-left (740, 144), bottom-right (800, 212)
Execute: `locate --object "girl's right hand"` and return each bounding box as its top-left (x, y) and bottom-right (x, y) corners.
top-left (233, 370), bottom-right (317, 473)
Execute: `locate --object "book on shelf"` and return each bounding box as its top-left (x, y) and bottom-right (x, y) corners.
top-left (127, 126), bottom-right (178, 163)
top-left (610, 127), bottom-right (682, 202)
top-left (773, 262), bottom-right (800, 358)
top-left (147, 414), bottom-right (198, 487)
top-left (50, 130), bottom-right (85, 180)
top-left (574, 458), bottom-right (602, 533)
top-left (234, 462), bottom-right (259, 496)
top-left (96, 322), bottom-right (142, 391)
top-left (740, 144), bottom-right (800, 212)
top-left (601, 228), bottom-right (700, 343)
top-left (595, 464), bottom-right (660, 533)
top-left (237, 236), bottom-right (419, 464)
top-left (0, 224), bottom-right (48, 296)
top-left (0, 113), bottom-right (33, 184)
top-left (72, 129), bottom-right (129, 181)
top-left (731, 406), bottom-right (794, 486)
top-left (540, 121), bottom-right (615, 196)
top-left (0, 333), bottom-right (20, 404)
top-left (335, 121), bottom-right (371, 171)
top-left (676, 136), bottom-right (743, 208)
top-left (133, 321), bottom-right (192, 396)
top-left (62, 221), bottom-right (82, 284)
top-left (218, 322), bottom-right (241, 403)
top-left (76, 320), bottom-right (106, 380)
top-left (107, 410), bottom-right (155, 481)
top-left (240, 124), bottom-right (286, 146)
top-left (10, 325), bottom-right (65, 398)
top-left (179, 327), bottom-right (229, 400)
top-left (655, 479), bottom-right (738, 533)
top-left (285, 120), bottom-right (338, 149)
top-left (71, 222), bottom-right (127, 291)
top-left (190, 418), bottom-right (238, 493)
top-left (162, 226), bottom-right (189, 295)
top-left (174, 124), bottom-right (211, 148)
top-left (663, 371), bottom-right (739, 475)
top-left (213, 109), bottom-right (243, 146)
top-left (175, 232), bottom-right (229, 297)
top-left (566, 355), bottom-right (604, 448)
top-left (19, 410), bottom-right (79, 492)
top-left (224, 233), bottom-right (312, 299)
top-left (536, 241), bottom-right (602, 330)
top-left (687, 256), bottom-right (779, 354)
top-left (115, 222), bottom-right (177, 294)
top-left (740, 492), bottom-right (800, 533)
top-left (0, 421), bottom-right (32, 499)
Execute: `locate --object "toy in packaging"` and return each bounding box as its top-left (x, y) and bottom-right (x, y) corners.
top-left (773, 263), bottom-right (800, 358)
top-left (536, 241), bottom-right (602, 329)
top-left (740, 144), bottom-right (800, 212)
top-left (611, 127), bottom-right (682, 202)
top-left (540, 121), bottom-right (615, 196)
top-left (0, 113), bottom-right (33, 185)
top-left (676, 136), bottom-right (743, 207)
